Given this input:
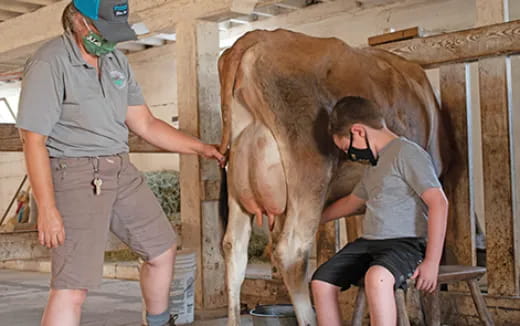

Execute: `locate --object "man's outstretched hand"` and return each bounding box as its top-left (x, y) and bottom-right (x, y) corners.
top-left (200, 144), bottom-right (226, 168)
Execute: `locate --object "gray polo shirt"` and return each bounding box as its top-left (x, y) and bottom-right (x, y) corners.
top-left (16, 32), bottom-right (145, 157)
top-left (352, 137), bottom-right (442, 240)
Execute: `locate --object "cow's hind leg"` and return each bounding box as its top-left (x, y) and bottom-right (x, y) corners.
top-left (273, 205), bottom-right (320, 326)
top-left (223, 197), bottom-right (252, 326)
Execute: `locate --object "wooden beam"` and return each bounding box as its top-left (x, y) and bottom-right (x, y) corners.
top-left (368, 26), bottom-right (420, 46)
top-left (0, 124), bottom-right (163, 152)
top-left (0, 9), bottom-right (20, 20)
top-left (0, 2), bottom-right (41, 14)
top-left (0, 124), bottom-right (21, 151)
top-left (231, 0), bottom-right (259, 14)
top-left (477, 0), bottom-right (519, 297)
top-left (316, 222), bottom-right (336, 266)
top-left (377, 20), bottom-right (520, 69)
top-left (15, 0), bottom-right (57, 5)
top-left (176, 20), bottom-right (226, 311)
top-left (440, 64), bottom-right (476, 270)
top-left (0, 0), bottom-right (281, 70)
top-left (479, 56), bottom-right (517, 296)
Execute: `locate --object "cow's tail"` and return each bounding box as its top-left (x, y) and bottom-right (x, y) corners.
top-left (218, 31), bottom-right (263, 155)
top-left (219, 167), bottom-right (229, 229)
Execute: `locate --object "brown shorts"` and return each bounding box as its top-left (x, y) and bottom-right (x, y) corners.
top-left (49, 153), bottom-right (176, 290)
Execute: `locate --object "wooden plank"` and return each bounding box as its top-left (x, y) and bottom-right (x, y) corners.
top-left (231, 0), bottom-right (259, 14)
top-left (0, 124), bottom-right (164, 152)
top-left (0, 124), bottom-right (21, 151)
top-left (316, 222), bottom-right (336, 267)
top-left (477, 0), bottom-right (519, 298)
top-left (176, 19), bottom-right (204, 311)
top-left (479, 56), bottom-right (518, 296)
top-left (440, 64), bottom-right (476, 268)
top-left (176, 20), bottom-right (226, 311)
top-left (195, 21), bottom-right (227, 310)
top-left (510, 53), bottom-right (520, 309)
top-left (377, 20), bottom-right (520, 69)
top-left (0, 2), bottom-right (41, 14)
top-left (368, 26), bottom-right (420, 46)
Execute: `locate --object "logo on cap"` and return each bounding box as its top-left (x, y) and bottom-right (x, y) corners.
top-left (113, 4), bottom-right (128, 17)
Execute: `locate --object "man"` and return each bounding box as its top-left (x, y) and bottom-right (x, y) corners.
top-left (15, 1), bottom-right (224, 326)
top-left (311, 96), bottom-right (448, 326)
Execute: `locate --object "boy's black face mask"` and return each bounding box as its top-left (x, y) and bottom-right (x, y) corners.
top-left (346, 132), bottom-right (378, 166)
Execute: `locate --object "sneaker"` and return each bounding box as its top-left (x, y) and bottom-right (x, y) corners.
top-left (164, 314), bottom-right (178, 326)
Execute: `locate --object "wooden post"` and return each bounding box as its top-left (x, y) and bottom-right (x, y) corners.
top-left (316, 222), bottom-right (336, 266)
top-left (440, 63), bottom-right (476, 267)
top-left (477, 0), bottom-right (520, 296)
top-left (176, 20), bottom-right (227, 313)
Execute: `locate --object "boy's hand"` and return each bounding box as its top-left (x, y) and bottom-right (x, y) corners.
top-left (411, 259), bottom-right (439, 293)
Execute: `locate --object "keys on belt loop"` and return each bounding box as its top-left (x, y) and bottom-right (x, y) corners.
top-left (92, 157), bottom-right (103, 196)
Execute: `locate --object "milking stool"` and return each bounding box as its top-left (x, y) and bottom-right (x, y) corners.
top-left (351, 265), bottom-right (494, 326)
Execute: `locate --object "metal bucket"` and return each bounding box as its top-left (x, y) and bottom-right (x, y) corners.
top-left (250, 304), bottom-right (298, 326)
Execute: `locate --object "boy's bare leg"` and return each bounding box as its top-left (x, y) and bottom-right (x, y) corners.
top-left (140, 246), bottom-right (176, 314)
top-left (364, 266), bottom-right (396, 326)
top-left (41, 289), bottom-right (87, 326)
top-left (311, 280), bottom-right (342, 326)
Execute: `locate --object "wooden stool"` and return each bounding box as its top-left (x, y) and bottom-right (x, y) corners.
top-left (351, 265), bottom-right (494, 326)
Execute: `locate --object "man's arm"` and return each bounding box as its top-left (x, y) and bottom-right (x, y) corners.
top-left (126, 105), bottom-right (225, 163)
top-left (321, 194), bottom-right (366, 224)
top-left (412, 187), bottom-right (448, 292)
top-left (19, 130), bottom-right (65, 248)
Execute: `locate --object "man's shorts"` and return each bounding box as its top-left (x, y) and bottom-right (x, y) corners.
top-left (49, 153), bottom-right (176, 290)
top-left (311, 237), bottom-right (425, 290)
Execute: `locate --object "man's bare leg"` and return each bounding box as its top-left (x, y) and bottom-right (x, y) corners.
top-left (311, 280), bottom-right (342, 326)
top-left (364, 266), bottom-right (396, 326)
top-left (41, 289), bottom-right (87, 326)
top-left (140, 246), bottom-right (176, 325)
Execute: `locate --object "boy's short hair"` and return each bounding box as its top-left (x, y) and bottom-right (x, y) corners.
top-left (329, 96), bottom-right (385, 136)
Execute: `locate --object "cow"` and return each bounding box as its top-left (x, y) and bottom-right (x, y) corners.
top-left (218, 29), bottom-right (450, 326)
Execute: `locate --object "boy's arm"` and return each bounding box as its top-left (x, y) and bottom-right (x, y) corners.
top-left (412, 187), bottom-right (449, 293)
top-left (321, 194), bottom-right (366, 224)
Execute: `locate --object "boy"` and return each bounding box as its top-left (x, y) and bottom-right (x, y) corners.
top-left (311, 96), bottom-right (448, 326)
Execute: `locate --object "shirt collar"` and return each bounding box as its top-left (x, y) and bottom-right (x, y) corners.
top-left (63, 32), bottom-right (87, 67)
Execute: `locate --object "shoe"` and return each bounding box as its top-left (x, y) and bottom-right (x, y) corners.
top-left (164, 314), bottom-right (178, 326)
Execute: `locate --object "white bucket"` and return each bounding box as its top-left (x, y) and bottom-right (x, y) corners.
top-left (140, 250), bottom-right (197, 325)
top-left (170, 251), bottom-right (197, 324)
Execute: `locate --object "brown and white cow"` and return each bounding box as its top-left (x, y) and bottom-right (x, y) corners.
top-left (218, 29), bottom-right (450, 326)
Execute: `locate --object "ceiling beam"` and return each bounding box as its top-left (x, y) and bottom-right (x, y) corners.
top-left (0, 0), bottom-right (283, 68)
top-left (0, 2), bottom-right (41, 14)
top-left (15, 0), bottom-right (57, 5)
top-left (0, 9), bottom-right (20, 21)
top-left (376, 19), bottom-right (520, 69)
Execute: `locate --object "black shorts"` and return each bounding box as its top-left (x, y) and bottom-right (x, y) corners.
top-left (311, 237), bottom-right (425, 290)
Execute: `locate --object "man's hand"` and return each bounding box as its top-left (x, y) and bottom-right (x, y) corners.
top-left (38, 207), bottom-right (65, 248)
top-left (200, 144), bottom-right (226, 168)
top-left (411, 259), bottom-right (439, 293)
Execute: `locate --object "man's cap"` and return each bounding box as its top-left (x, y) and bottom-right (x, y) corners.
top-left (73, 0), bottom-right (137, 43)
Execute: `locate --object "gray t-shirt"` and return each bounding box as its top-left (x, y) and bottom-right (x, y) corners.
top-left (16, 33), bottom-right (145, 157)
top-left (352, 137), bottom-right (441, 240)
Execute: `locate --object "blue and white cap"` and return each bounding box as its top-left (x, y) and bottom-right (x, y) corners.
top-left (73, 0), bottom-right (137, 43)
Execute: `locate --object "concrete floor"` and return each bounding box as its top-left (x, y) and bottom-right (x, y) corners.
top-left (0, 269), bottom-right (252, 326)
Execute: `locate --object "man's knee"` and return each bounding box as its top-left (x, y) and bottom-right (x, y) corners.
top-left (146, 245), bottom-right (176, 268)
top-left (364, 266), bottom-right (395, 290)
top-left (50, 289), bottom-right (87, 307)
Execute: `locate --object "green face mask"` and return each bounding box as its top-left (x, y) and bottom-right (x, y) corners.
top-left (82, 19), bottom-right (116, 56)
